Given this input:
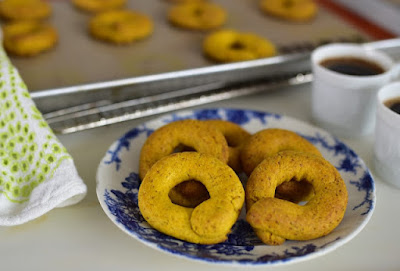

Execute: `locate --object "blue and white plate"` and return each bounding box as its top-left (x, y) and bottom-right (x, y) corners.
top-left (96, 108), bottom-right (375, 266)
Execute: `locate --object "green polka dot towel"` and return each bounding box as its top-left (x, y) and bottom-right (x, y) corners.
top-left (0, 47), bottom-right (87, 225)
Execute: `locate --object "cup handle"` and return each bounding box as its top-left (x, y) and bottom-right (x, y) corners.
top-left (391, 62), bottom-right (400, 81)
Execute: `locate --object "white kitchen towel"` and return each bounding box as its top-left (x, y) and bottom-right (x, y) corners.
top-left (0, 47), bottom-right (87, 226)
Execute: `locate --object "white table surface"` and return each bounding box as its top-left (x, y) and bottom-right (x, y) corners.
top-left (1, 81), bottom-right (399, 271)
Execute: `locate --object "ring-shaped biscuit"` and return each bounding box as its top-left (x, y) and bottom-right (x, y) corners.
top-left (168, 120), bottom-right (250, 206)
top-left (203, 29), bottom-right (277, 63)
top-left (72, 0), bottom-right (126, 13)
top-left (260, 0), bottom-right (317, 22)
top-left (0, 0), bottom-right (51, 21)
top-left (139, 119), bottom-right (229, 179)
top-left (246, 151), bottom-right (348, 245)
top-left (138, 152), bottom-right (245, 244)
top-left (2, 21), bottom-right (58, 57)
top-left (168, 2), bottom-right (227, 30)
top-left (240, 128), bottom-right (322, 202)
top-left (240, 128), bottom-right (321, 175)
top-left (205, 119), bottom-right (251, 172)
top-left (139, 119), bottom-right (229, 208)
top-left (89, 10), bottom-right (153, 44)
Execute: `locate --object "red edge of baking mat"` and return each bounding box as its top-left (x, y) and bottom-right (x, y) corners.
top-left (317, 0), bottom-right (397, 40)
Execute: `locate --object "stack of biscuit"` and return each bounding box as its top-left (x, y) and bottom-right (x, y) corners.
top-left (137, 119), bottom-right (348, 246)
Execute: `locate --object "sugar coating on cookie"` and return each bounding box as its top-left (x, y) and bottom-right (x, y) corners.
top-left (203, 29), bottom-right (277, 62)
top-left (89, 10), bottom-right (153, 44)
top-left (2, 21), bottom-right (58, 57)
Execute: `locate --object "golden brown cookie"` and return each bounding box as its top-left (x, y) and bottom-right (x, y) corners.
top-left (167, 119), bottom-right (250, 206)
top-left (138, 152), bottom-right (245, 244)
top-left (203, 29), bottom-right (277, 63)
top-left (0, 0), bottom-right (51, 21)
top-left (240, 128), bottom-right (322, 202)
top-left (240, 128), bottom-right (322, 176)
top-left (2, 21), bottom-right (58, 57)
top-left (168, 2), bottom-right (226, 30)
top-left (260, 0), bottom-right (317, 21)
top-left (139, 119), bottom-right (229, 208)
top-left (89, 10), bottom-right (153, 44)
top-left (246, 151), bottom-right (348, 245)
top-left (72, 0), bottom-right (126, 13)
top-left (204, 119), bottom-right (251, 172)
top-left (139, 119), bottom-right (229, 180)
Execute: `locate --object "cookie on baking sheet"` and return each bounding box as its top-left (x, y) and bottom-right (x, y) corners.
top-left (0, 0), bottom-right (51, 21)
top-left (260, 0), bottom-right (317, 21)
top-left (203, 29), bottom-right (277, 63)
top-left (168, 2), bottom-right (226, 30)
top-left (2, 21), bottom-right (58, 57)
top-left (89, 10), bottom-right (153, 44)
top-left (72, 0), bottom-right (126, 13)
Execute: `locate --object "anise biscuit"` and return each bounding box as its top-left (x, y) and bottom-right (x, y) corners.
top-left (72, 0), bottom-right (126, 13)
top-left (89, 10), bottom-right (153, 44)
top-left (260, 0), bottom-right (317, 21)
top-left (139, 119), bottom-right (229, 208)
top-left (0, 0), bottom-right (51, 21)
top-left (203, 29), bottom-right (277, 62)
top-left (240, 128), bottom-right (322, 202)
top-left (2, 21), bottom-right (58, 57)
top-left (139, 152), bottom-right (245, 244)
top-left (168, 2), bottom-right (226, 30)
top-left (246, 151), bottom-right (348, 245)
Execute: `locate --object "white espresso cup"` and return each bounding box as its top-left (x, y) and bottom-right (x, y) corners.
top-left (374, 81), bottom-right (400, 188)
top-left (311, 43), bottom-right (400, 137)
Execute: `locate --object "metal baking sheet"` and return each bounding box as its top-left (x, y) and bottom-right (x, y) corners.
top-left (9, 0), bottom-right (370, 94)
top-left (37, 37), bottom-right (400, 134)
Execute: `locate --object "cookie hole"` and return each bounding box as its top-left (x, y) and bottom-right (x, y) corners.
top-left (225, 136), bottom-right (240, 148)
top-left (110, 21), bottom-right (120, 29)
top-left (172, 144), bottom-right (196, 153)
top-left (275, 179), bottom-right (313, 204)
top-left (230, 41), bottom-right (245, 50)
top-left (283, 0), bottom-right (294, 8)
top-left (193, 8), bottom-right (204, 16)
top-left (169, 180), bottom-right (210, 208)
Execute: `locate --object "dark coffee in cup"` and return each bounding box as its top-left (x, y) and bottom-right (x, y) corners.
top-left (384, 97), bottom-right (400, 114)
top-left (320, 57), bottom-right (385, 76)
